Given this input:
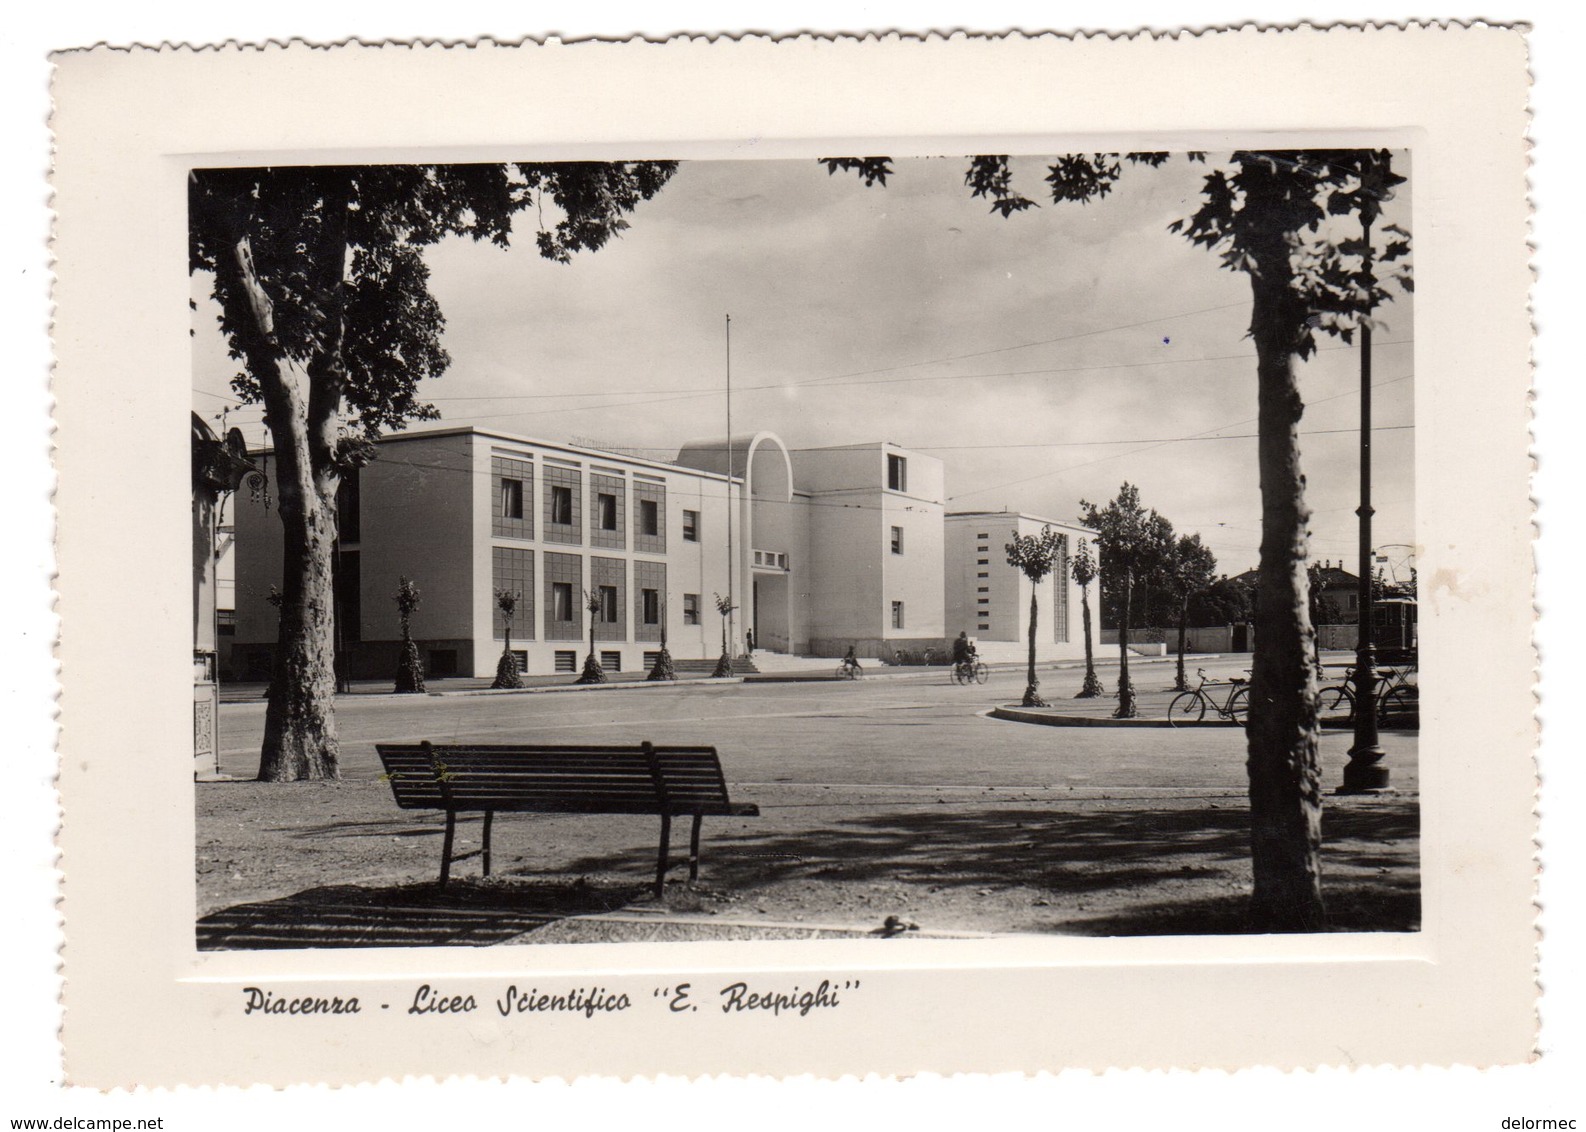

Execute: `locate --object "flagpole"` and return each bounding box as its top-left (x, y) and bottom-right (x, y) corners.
top-left (725, 313), bottom-right (735, 659)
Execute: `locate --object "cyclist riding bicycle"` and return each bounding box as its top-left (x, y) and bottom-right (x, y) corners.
top-left (841, 645), bottom-right (862, 676)
top-left (951, 631), bottom-right (978, 679)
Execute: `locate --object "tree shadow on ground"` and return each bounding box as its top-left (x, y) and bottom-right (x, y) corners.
top-left (196, 877), bottom-right (645, 950)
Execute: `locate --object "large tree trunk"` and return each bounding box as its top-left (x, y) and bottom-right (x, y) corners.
top-left (217, 175), bottom-right (351, 781)
top-left (1115, 570), bottom-right (1136, 718)
top-left (1245, 218), bottom-right (1325, 932)
top-left (260, 402), bottom-right (341, 781)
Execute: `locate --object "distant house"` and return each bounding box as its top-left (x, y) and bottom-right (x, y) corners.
top-left (1232, 561), bottom-right (1361, 624)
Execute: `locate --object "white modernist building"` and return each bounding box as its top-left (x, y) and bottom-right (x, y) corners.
top-left (943, 511), bottom-right (1096, 665)
top-left (230, 426), bottom-right (1095, 679)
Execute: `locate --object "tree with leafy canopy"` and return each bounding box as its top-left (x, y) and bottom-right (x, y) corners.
top-left (1004, 526), bottom-right (1066, 707)
top-left (491, 589), bottom-right (524, 690)
top-left (1071, 539), bottom-right (1105, 698)
top-left (392, 576), bottom-right (425, 694)
top-left (1081, 484), bottom-right (1169, 720)
top-left (190, 161), bottom-right (677, 780)
top-left (824, 150), bottom-right (1410, 930)
top-left (1164, 533), bottom-right (1220, 692)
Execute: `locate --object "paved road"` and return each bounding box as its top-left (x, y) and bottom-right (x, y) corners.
top-left (216, 655), bottom-right (1418, 795)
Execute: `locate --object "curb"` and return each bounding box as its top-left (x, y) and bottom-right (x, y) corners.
top-left (988, 706), bottom-right (1362, 730)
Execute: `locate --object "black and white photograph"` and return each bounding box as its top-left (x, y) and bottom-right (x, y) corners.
top-left (42, 25), bottom-right (1546, 1093)
top-left (190, 151), bottom-right (1419, 948)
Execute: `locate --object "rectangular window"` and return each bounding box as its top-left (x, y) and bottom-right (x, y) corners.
top-left (643, 650), bottom-right (661, 669)
top-left (501, 478), bottom-right (524, 519)
top-left (977, 532), bottom-right (988, 539)
top-left (633, 481), bottom-right (666, 553)
top-left (554, 650), bottom-right (577, 673)
top-left (891, 601), bottom-right (905, 629)
top-left (492, 547), bottom-right (536, 641)
top-left (599, 584), bottom-right (618, 623)
top-left (978, 624), bottom-right (990, 632)
top-left (509, 650), bottom-right (528, 673)
top-left (492, 457), bottom-right (534, 539)
top-left (977, 545), bottom-right (988, 553)
top-left (682, 510), bottom-right (699, 542)
top-left (683, 594), bottom-right (700, 625)
top-left (634, 560), bottom-right (667, 643)
top-left (977, 586), bottom-right (990, 593)
top-left (887, 454), bottom-right (907, 492)
top-left (890, 526), bottom-right (904, 555)
top-left (552, 582), bottom-right (574, 622)
top-left (601, 650), bottom-right (622, 672)
top-left (977, 571), bottom-right (989, 578)
top-left (551, 485), bottom-right (573, 526)
top-left (597, 492), bottom-right (617, 530)
top-left (978, 558), bottom-right (988, 566)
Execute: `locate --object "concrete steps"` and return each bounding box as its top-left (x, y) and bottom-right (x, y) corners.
top-left (671, 655), bottom-right (761, 676)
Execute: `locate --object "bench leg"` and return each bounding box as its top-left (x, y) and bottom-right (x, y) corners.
top-left (655, 813), bottom-right (672, 900)
top-left (482, 811), bottom-right (494, 878)
top-left (439, 810), bottom-right (456, 890)
top-left (689, 814), bottom-right (703, 881)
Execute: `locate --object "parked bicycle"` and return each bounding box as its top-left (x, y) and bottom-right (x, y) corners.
top-left (1317, 657), bottom-right (1418, 728)
top-left (1168, 668), bottom-right (1250, 726)
top-left (951, 658), bottom-right (988, 685)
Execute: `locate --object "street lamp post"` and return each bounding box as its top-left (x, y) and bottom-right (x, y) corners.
top-left (1339, 205), bottom-right (1390, 793)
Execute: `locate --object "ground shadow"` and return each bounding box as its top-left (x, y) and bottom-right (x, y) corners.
top-left (196, 877), bottom-right (645, 950)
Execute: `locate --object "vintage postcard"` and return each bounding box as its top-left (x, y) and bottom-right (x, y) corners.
top-left (50, 26), bottom-right (1534, 1086)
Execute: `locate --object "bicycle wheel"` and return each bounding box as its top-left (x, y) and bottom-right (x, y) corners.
top-left (1168, 691), bottom-right (1207, 725)
top-left (951, 664), bottom-right (967, 685)
top-left (1317, 684), bottom-right (1355, 721)
top-left (1229, 687), bottom-right (1251, 726)
top-left (973, 660), bottom-right (988, 684)
top-left (1378, 685), bottom-right (1418, 728)
top-left (836, 664), bottom-right (854, 680)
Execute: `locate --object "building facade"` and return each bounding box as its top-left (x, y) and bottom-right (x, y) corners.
top-left (231, 427), bottom-right (963, 679)
top-left (944, 512), bottom-right (1096, 664)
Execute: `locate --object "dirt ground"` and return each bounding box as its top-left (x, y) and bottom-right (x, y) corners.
top-left (196, 776), bottom-right (1418, 948)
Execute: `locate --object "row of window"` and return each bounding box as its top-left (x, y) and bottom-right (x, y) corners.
top-left (493, 456), bottom-right (698, 552)
top-left (501, 649), bottom-right (667, 675)
top-left (492, 546), bottom-right (707, 642)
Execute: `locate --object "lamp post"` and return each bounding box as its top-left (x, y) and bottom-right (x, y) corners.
top-left (1339, 198), bottom-right (1389, 793)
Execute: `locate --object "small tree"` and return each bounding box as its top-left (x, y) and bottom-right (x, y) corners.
top-left (491, 590), bottom-right (524, 690)
top-left (1081, 484), bottom-right (1169, 719)
top-left (1071, 540), bottom-right (1105, 698)
top-left (1005, 526), bottom-right (1065, 707)
top-left (392, 576), bottom-right (425, 694)
top-left (711, 592), bottom-right (737, 679)
top-left (577, 589), bottom-right (608, 684)
top-left (1165, 535), bottom-right (1219, 691)
top-left (647, 597), bottom-right (676, 682)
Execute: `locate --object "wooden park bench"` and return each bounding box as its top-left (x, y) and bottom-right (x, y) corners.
top-left (375, 741), bottom-right (760, 898)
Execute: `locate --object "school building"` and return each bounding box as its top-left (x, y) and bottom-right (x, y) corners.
top-left (228, 426), bottom-right (1096, 679)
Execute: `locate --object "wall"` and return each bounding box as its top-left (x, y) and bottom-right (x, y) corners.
top-left (945, 513), bottom-right (1096, 663)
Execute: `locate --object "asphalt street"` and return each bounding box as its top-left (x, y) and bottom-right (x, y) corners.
top-left (215, 655), bottom-right (1419, 797)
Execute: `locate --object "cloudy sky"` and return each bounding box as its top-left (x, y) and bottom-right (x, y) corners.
top-left (192, 154), bottom-right (1415, 581)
